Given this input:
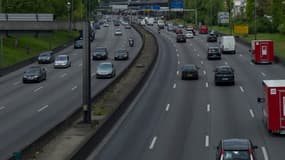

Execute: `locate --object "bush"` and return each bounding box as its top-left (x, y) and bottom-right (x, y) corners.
top-left (278, 23), bottom-right (285, 34)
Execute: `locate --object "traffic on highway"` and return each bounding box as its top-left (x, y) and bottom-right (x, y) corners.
top-left (1, 11), bottom-right (285, 160)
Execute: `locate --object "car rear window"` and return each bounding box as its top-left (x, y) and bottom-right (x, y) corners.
top-left (223, 150), bottom-right (250, 160)
top-left (209, 48), bottom-right (219, 52)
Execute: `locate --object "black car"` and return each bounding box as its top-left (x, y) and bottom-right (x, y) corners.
top-left (181, 64), bottom-right (199, 80)
top-left (23, 66), bottom-right (47, 83)
top-left (94, 23), bottom-right (101, 30)
top-left (214, 65), bottom-right (235, 85)
top-left (207, 33), bottom-right (217, 42)
top-left (92, 47), bottom-right (108, 60)
top-left (216, 138), bottom-right (258, 160)
top-left (114, 49), bottom-right (129, 60)
top-left (176, 34), bottom-right (186, 43)
top-left (74, 39), bottom-right (83, 49)
top-left (207, 47), bottom-right (221, 60)
top-left (38, 51), bottom-right (54, 64)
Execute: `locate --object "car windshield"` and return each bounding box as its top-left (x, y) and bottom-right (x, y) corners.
top-left (26, 68), bottom-right (40, 74)
top-left (217, 67), bottom-right (232, 73)
top-left (99, 63), bottom-right (112, 70)
top-left (116, 50), bottom-right (127, 54)
top-left (95, 48), bottom-right (106, 52)
top-left (40, 53), bottom-right (50, 57)
top-left (223, 150), bottom-right (250, 160)
top-left (183, 65), bottom-right (196, 70)
top-left (56, 56), bottom-right (67, 61)
top-left (116, 29), bottom-right (121, 32)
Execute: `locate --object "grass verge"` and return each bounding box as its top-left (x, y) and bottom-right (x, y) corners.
top-left (0, 31), bottom-right (79, 68)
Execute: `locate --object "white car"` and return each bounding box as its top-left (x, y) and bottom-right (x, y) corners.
top-left (103, 23), bottom-right (109, 27)
top-left (114, 29), bottom-right (122, 36)
top-left (185, 31), bottom-right (194, 38)
top-left (54, 55), bottom-right (71, 68)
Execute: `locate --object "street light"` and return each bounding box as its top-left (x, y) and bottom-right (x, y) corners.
top-left (67, 1), bottom-right (71, 31)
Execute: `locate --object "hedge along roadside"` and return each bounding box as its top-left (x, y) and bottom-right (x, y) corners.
top-left (69, 24), bottom-right (159, 160)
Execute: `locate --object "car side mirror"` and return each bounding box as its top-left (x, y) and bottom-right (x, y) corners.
top-left (257, 97), bottom-right (265, 103)
top-left (253, 145), bottom-right (258, 149)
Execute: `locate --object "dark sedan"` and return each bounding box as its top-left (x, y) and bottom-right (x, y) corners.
top-left (207, 33), bottom-right (217, 42)
top-left (176, 34), bottom-right (186, 43)
top-left (38, 51), bottom-right (54, 64)
top-left (92, 47), bottom-right (108, 60)
top-left (207, 46), bottom-right (221, 60)
top-left (23, 66), bottom-right (47, 83)
top-left (74, 39), bottom-right (83, 49)
top-left (114, 49), bottom-right (129, 60)
top-left (181, 64), bottom-right (199, 80)
top-left (214, 65), bottom-right (235, 85)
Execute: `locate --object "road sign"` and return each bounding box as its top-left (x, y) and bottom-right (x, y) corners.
top-left (234, 25), bottom-right (249, 34)
top-left (171, 0), bottom-right (184, 9)
top-left (218, 12), bottom-right (229, 24)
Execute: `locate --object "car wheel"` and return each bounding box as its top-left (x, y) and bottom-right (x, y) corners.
top-left (215, 82), bottom-right (218, 86)
top-left (232, 81), bottom-right (235, 85)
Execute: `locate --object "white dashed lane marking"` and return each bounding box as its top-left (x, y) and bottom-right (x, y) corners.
top-left (165, 104), bottom-right (170, 111)
top-left (0, 106), bottom-right (6, 111)
top-left (207, 104), bottom-right (211, 112)
top-left (33, 86), bottom-right (44, 92)
top-left (205, 82), bottom-right (209, 88)
top-left (149, 136), bottom-right (157, 150)
top-left (72, 86), bottom-right (78, 91)
top-left (173, 83), bottom-right (177, 89)
top-left (205, 135), bottom-right (209, 147)
top-left (37, 105), bottom-right (49, 112)
top-left (261, 146), bottom-right (269, 160)
top-left (177, 71), bottom-right (179, 75)
top-left (249, 109), bottom-right (255, 118)
top-left (13, 81), bottom-right (21, 86)
top-left (240, 86), bottom-right (244, 93)
top-left (60, 73), bottom-right (67, 78)
top-left (203, 70), bottom-right (206, 75)
top-left (200, 61), bottom-right (204, 65)
top-left (261, 72), bottom-right (266, 77)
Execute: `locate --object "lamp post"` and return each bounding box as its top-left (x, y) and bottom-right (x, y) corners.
top-left (254, 0), bottom-right (257, 40)
top-left (67, 1), bottom-right (71, 31)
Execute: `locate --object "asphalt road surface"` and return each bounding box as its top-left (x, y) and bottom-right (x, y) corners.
top-left (87, 24), bottom-right (285, 160)
top-left (0, 20), bottom-right (142, 159)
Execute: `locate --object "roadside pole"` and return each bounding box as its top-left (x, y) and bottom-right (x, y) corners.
top-left (82, 0), bottom-right (92, 123)
top-left (0, 35), bottom-right (3, 67)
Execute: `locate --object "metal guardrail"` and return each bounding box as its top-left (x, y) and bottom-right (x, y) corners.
top-left (0, 13), bottom-right (54, 21)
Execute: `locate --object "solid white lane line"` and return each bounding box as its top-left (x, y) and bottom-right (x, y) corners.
top-left (38, 105), bottom-right (49, 112)
top-left (149, 136), bottom-right (157, 150)
top-left (13, 81), bottom-right (21, 86)
top-left (60, 73), bottom-right (67, 78)
top-left (205, 82), bottom-right (209, 88)
top-left (166, 104), bottom-right (170, 111)
top-left (72, 86), bottom-right (78, 91)
top-left (205, 135), bottom-right (209, 147)
top-left (249, 109), bottom-right (255, 118)
top-left (207, 104), bottom-right (211, 112)
top-left (203, 70), bottom-right (207, 75)
top-left (173, 83), bottom-right (176, 89)
top-left (261, 146), bottom-right (269, 160)
top-left (0, 106), bottom-right (6, 110)
top-left (33, 86), bottom-right (43, 92)
top-left (177, 71), bottom-right (179, 75)
top-left (261, 72), bottom-right (266, 77)
top-left (240, 86), bottom-right (245, 93)
top-left (201, 61), bottom-right (204, 65)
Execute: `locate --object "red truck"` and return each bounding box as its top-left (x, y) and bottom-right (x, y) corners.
top-left (250, 40), bottom-right (274, 64)
top-left (199, 25), bottom-right (208, 34)
top-left (258, 80), bottom-right (285, 134)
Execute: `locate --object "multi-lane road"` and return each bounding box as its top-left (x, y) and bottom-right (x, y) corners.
top-left (87, 24), bottom-right (285, 160)
top-left (0, 20), bottom-right (142, 159)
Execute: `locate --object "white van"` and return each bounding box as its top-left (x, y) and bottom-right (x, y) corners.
top-left (219, 36), bottom-right (236, 54)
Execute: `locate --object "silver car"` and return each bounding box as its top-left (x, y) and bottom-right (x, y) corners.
top-left (96, 62), bottom-right (116, 79)
top-left (114, 29), bottom-right (123, 36)
top-left (54, 55), bottom-right (71, 68)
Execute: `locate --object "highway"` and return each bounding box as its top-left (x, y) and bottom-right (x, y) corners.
top-left (87, 25), bottom-right (285, 160)
top-left (0, 19), bottom-right (142, 159)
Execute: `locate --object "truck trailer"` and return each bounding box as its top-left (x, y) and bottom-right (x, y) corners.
top-left (258, 80), bottom-right (285, 134)
top-left (250, 40), bottom-right (274, 64)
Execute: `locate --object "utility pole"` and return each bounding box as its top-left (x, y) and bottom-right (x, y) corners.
top-left (82, 0), bottom-right (92, 123)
